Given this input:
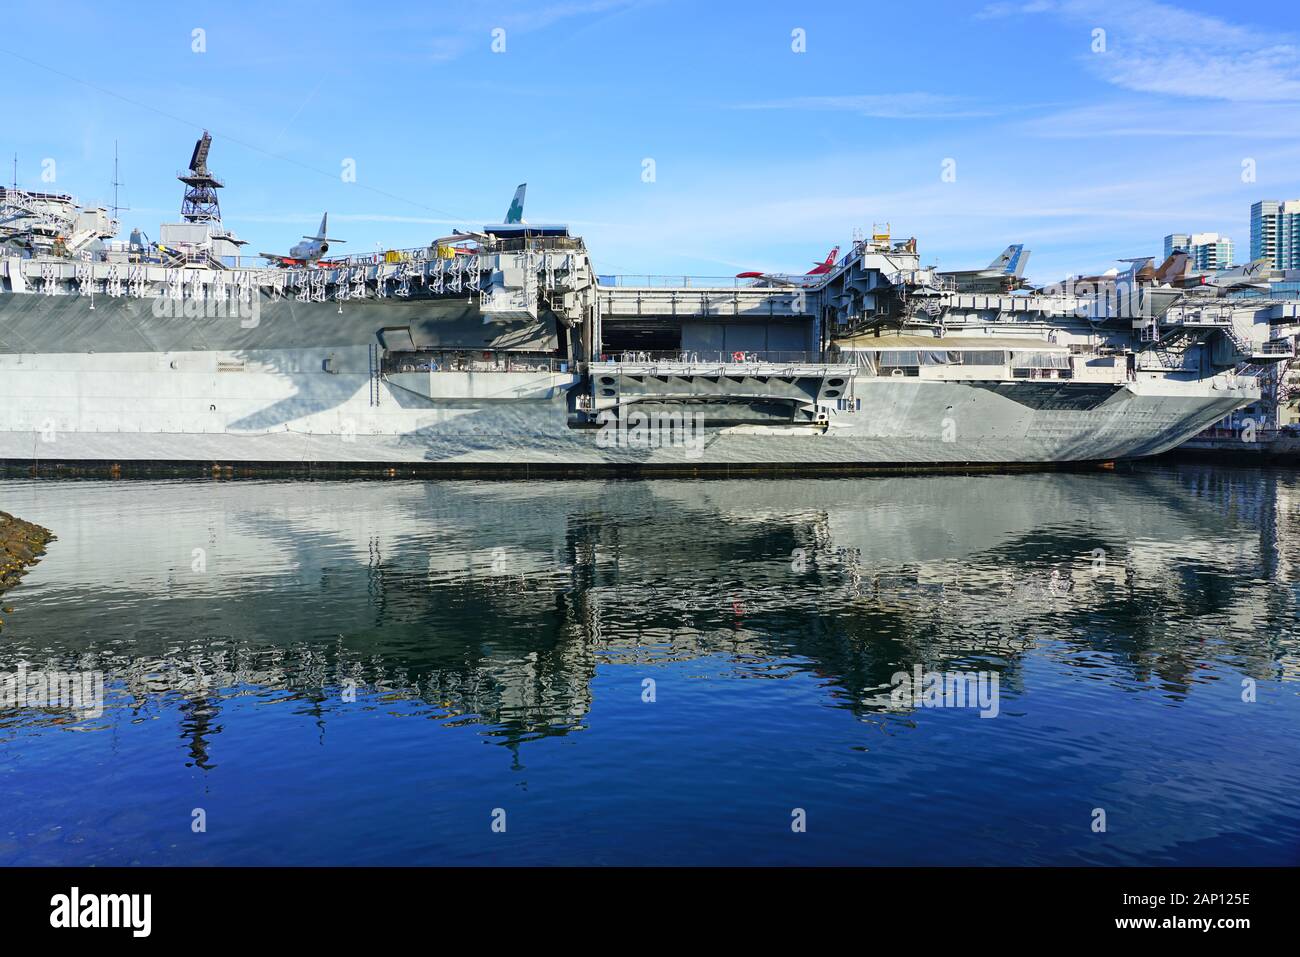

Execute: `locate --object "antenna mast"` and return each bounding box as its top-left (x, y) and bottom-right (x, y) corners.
top-left (111, 141), bottom-right (129, 221)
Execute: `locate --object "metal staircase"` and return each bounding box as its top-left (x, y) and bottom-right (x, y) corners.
top-left (1222, 322), bottom-right (1293, 362)
top-left (0, 188), bottom-right (77, 248)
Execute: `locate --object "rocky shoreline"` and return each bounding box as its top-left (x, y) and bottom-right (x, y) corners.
top-left (1, 510), bottom-right (55, 628)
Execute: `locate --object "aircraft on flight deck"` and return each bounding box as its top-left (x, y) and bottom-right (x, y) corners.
top-left (938, 244), bottom-right (1031, 293)
top-left (736, 246), bottom-right (840, 286)
top-left (1177, 257), bottom-right (1272, 292)
top-left (260, 213), bottom-right (346, 267)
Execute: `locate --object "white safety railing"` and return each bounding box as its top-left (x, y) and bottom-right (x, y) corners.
top-left (597, 275), bottom-right (753, 289)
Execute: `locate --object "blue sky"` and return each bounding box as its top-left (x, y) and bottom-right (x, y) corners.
top-left (5, 0), bottom-right (1299, 281)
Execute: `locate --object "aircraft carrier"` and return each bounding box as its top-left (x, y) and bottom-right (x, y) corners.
top-left (1, 132), bottom-right (1295, 476)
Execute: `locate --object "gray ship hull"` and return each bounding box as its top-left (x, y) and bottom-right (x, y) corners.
top-left (0, 285), bottom-right (560, 354)
top-left (0, 344), bottom-right (1248, 472)
top-left (0, 234), bottom-right (1263, 474)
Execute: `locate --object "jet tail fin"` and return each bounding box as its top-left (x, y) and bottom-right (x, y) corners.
top-left (807, 246), bottom-right (839, 274)
top-left (505, 184), bottom-right (526, 224)
top-left (987, 245), bottom-right (1015, 271)
top-left (989, 244), bottom-right (1028, 276)
top-left (1153, 251), bottom-right (1188, 284)
top-left (303, 212), bottom-right (344, 243)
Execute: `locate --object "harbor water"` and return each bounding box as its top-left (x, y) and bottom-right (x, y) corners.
top-left (1, 464), bottom-right (1297, 866)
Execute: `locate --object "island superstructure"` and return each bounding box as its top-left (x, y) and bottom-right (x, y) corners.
top-left (1, 133), bottom-right (1295, 474)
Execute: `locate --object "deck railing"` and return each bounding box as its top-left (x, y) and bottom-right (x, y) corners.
top-left (597, 275), bottom-right (754, 289)
top-left (1258, 340), bottom-right (1294, 355)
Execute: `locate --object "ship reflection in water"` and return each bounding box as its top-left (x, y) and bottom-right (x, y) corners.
top-left (1, 466), bottom-right (1298, 866)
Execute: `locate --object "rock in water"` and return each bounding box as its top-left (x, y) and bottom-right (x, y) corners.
top-left (0, 511), bottom-right (56, 627)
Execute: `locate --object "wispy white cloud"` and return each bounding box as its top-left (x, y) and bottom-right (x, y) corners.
top-left (1021, 100), bottom-right (1300, 138)
top-left (422, 0), bottom-right (649, 62)
top-left (570, 129), bottom-right (1300, 281)
top-left (976, 0), bottom-right (1300, 102)
top-left (1094, 46), bottom-right (1300, 101)
top-left (495, 0), bottom-right (646, 32)
top-left (735, 93), bottom-right (997, 120)
top-left (239, 212), bottom-right (465, 226)
top-left (975, 1), bottom-right (1056, 19)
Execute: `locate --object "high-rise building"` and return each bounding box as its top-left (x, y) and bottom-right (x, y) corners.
top-left (1164, 231), bottom-right (1234, 270)
top-left (1251, 200), bottom-right (1300, 268)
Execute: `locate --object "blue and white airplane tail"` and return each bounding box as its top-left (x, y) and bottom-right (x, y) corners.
top-left (505, 184), bottom-right (526, 224)
top-left (989, 244), bottom-right (1029, 278)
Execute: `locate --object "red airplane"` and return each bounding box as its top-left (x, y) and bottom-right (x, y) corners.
top-left (737, 246), bottom-right (839, 286)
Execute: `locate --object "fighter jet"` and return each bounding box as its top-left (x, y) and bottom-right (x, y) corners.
top-left (939, 244), bottom-right (1031, 293)
top-left (1050, 252), bottom-right (1189, 291)
top-left (260, 213), bottom-right (346, 267)
top-left (1176, 257), bottom-right (1272, 293)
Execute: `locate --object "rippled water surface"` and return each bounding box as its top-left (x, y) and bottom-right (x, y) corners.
top-left (1, 465), bottom-right (1297, 865)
